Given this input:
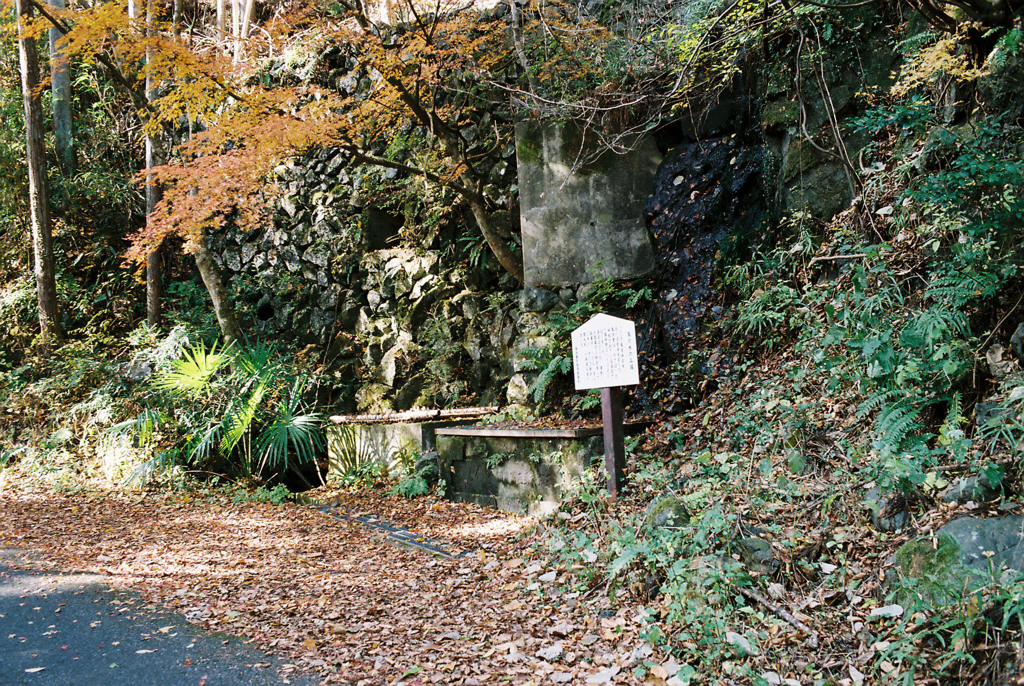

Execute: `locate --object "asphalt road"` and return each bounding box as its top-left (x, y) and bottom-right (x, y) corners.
top-left (0, 549), bottom-right (320, 686)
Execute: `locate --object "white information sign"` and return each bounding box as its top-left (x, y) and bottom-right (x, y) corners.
top-left (571, 314), bottom-right (639, 390)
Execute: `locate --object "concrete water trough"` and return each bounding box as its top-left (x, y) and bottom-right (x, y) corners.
top-left (328, 409), bottom-right (646, 515)
top-left (326, 407), bottom-right (496, 473)
top-left (435, 423), bottom-right (646, 515)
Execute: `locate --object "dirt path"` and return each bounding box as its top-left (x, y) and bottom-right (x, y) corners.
top-left (0, 488), bottom-right (650, 685)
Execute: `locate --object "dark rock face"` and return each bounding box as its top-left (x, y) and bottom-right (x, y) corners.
top-left (622, 101), bottom-right (766, 413)
top-left (644, 102), bottom-right (766, 357)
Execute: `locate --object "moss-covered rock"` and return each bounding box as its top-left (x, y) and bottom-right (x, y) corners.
top-left (894, 515), bottom-right (1024, 605)
top-left (644, 495), bottom-right (691, 531)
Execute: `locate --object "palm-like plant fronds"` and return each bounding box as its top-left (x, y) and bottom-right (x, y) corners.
top-left (122, 449), bottom-right (180, 487)
top-left (257, 380), bottom-right (325, 474)
top-left (188, 421), bottom-right (224, 464)
top-left (153, 342), bottom-right (227, 399)
top-left (331, 424), bottom-right (378, 474)
top-left (141, 335), bottom-right (327, 484)
top-left (233, 339), bottom-right (280, 378)
top-left (107, 408), bottom-right (165, 445)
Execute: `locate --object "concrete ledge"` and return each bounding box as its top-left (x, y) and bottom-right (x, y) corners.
top-left (436, 426), bottom-right (602, 439)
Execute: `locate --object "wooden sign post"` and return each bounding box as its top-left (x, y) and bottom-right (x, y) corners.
top-left (571, 314), bottom-right (639, 498)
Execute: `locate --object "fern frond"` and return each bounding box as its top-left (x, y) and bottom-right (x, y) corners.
top-left (531, 354), bottom-right (569, 404)
top-left (608, 543), bottom-right (644, 580)
top-left (857, 388), bottom-right (904, 417)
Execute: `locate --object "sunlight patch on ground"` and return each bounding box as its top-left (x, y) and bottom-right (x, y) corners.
top-left (447, 516), bottom-right (533, 539)
top-left (0, 573), bottom-right (102, 598)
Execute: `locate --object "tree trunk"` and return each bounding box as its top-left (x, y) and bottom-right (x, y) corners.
top-left (464, 188), bottom-right (523, 283)
top-left (216, 0), bottom-right (226, 37)
top-left (146, 248), bottom-right (163, 326)
top-left (145, 0), bottom-right (163, 327)
top-left (240, 0), bottom-right (255, 41)
top-left (17, 0), bottom-right (62, 346)
top-left (233, 0), bottom-right (252, 62)
top-left (193, 232), bottom-right (242, 345)
top-left (48, 0), bottom-right (74, 178)
top-left (171, 0), bottom-right (181, 38)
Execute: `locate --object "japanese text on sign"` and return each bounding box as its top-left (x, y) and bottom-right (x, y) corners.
top-left (571, 314), bottom-right (639, 390)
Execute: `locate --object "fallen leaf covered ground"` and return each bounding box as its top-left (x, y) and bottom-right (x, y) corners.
top-left (0, 484), bottom-right (654, 685)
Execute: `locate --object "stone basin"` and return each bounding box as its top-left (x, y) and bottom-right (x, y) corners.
top-left (435, 423), bottom-right (646, 515)
top-left (326, 407), bottom-right (495, 473)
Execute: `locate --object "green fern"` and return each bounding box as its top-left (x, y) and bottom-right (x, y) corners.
top-left (531, 354), bottom-right (572, 405)
top-left (857, 388), bottom-right (905, 417)
top-left (876, 400), bottom-right (924, 449)
top-left (608, 540), bottom-right (650, 580)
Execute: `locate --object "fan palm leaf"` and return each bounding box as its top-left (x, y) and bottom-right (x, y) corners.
top-left (153, 342), bottom-right (227, 399)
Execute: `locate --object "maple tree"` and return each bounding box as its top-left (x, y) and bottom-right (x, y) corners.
top-left (12, 0), bottom-right (265, 340)
top-left (6, 0), bottom-right (518, 341)
top-left (2, 0), bottom-right (678, 345)
top-left (119, 0), bottom-right (533, 286)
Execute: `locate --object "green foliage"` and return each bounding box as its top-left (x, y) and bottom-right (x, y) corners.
top-left (337, 460), bottom-right (388, 489)
top-left (520, 279), bottom-right (653, 412)
top-left (126, 335), bottom-right (326, 484)
top-left (530, 354), bottom-right (572, 406)
top-left (389, 472), bottom-right (430, 498)
top-left (152, 342), bottom-right (229, 399)
top-left (108, 408), bottom-right (166, 446)
top-left (541, 492), bottom-right (771, 678)
top-left (712, 102), bottom-right (1024, 492)
top-left (231, 483), bottom-right (294, 505)
top-left (977, 377), bottom-right (1024, 454)
top-left (877, 570), bottom-right (1024, 684)
top-left (420, 316), bottom-right (470, 406)
top-left (331, 425), bottom-right (379, 476)
top-left (162, 280), bottom-right (222, 341)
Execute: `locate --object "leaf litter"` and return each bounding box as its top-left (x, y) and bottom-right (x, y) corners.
top-left (0, 484), bottom-right (657, 684)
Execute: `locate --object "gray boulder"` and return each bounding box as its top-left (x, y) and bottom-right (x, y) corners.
top-left (976, 401), bottom-right (1010, 430)
top-left (1012, 321), bottom-right (1024, 359)
top-left (941, 473), bottom-right (1001, 505)
top-left (506, 373), bottom-right (538, 406)
top-left (644, 495), bottom-right (690, 530)
top-left (737, 536), bottom-right (779, 576)
top-left (894, 514), bottom-right (1024, 604)
top-left (519, 287), bottom-right (560, 313)
top-left (864, 486), bottom-right (910, 532)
